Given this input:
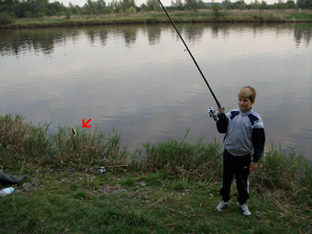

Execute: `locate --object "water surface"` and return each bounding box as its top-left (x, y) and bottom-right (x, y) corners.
top-left (0, 23), bottom-right (311, 160)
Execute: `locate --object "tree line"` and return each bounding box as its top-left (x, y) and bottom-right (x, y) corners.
top-left (0, 0), bottom-right (311, 20)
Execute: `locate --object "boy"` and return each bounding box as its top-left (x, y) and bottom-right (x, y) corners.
top-left (215, 86), bottom-right (265, 216)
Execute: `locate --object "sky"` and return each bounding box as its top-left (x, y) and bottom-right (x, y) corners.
top-left (54, 0), bottom-right (280, 7)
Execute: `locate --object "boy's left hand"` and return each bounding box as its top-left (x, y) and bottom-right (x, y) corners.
top-left (250, 162), bottom-right (258, 171)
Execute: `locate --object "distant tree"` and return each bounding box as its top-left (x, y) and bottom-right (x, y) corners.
top-left (297, 0), bottom-right (312, 9)
top-left (250, 0), bottom-right (261, 9)
top-left (46, 1), bottom-right (66, 16)
top-left (285, 0), bottom-right (296, 8)
top-left (120, 0), bottom-right (135, 12)
top-left (33, 0), bottom-right (49, 13)
top-left (171, 0), bottom-right (184, 10)
top-left (212, 3), bottom-right (221, 17)
top-left (13, 2), bottom-right (32, 17)
top-left (184, 0), bottom-right (205, 10)
top-left (84, 0), bottom-right (97, 14)
top-left (198, 0), bottom-right (206, 9)
top-left (108, 0), bottom-right (122, 12)
top-left (222, 0), bottom-right (233, 9)
top-left (232, 0), bottom-right (246, 9)
top-left (146, 0), bottom-right (161, 11)
top-left (185, 0), bottom-right (197, 10)
top-left (275, 0), bottom-right (287, 9)
top-left (96, 0), bottom-right (106, 12)
top-left (260, 0), bottom-right (269, 9)
top-left (125, 5), bottom-right (136, 12)
top-left (69, 2), bottom-right (81, 14)
top-left (1, 0), bottom-right (70, 18)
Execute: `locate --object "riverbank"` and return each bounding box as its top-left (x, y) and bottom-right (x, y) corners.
top-left (1, 9), bottom-right (312, 29)
top-left (0, 113), bottom-right (311, 233)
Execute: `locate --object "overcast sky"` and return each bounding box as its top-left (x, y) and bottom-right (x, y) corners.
top-left (55, 0), bottom-right (280, 7)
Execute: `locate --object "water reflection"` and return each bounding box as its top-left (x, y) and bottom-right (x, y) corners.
top-left (0, 23), bottom-right (311, 160)
top-left (1, 23), bottom-right (311, 56)
top-left (294, 23), bottom-right (312, 47)
top-left (0, 28), bottom-right (81, 56)
top-left (147, 25), bottom-right (161, 45)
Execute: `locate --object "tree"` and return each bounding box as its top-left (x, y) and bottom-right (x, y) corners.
top-left (171, 0), bottom-right (184, 10)
top-left (96, 0), bottom-right (106, 12)
top-left (108, 0), bottom-right (122, 12)
top-left (285, 0), bottom-right (296, 8)
top-left (47, 1), bottom-right (66, 16)
top-left (184, 0), bottom-right (205, 10)
top-left (232, 0), bottom-right (246, 9)
top-left (212, 3), bottom-right (221, 17)
top-left (69, 2), bottom-right (81, 14)
top-left (13, 2), bottom-right (32, 17)
top-left (146, 0), bottom-right (160, 11)
top-left (84, 0), bottom-right (96, 14)
top-left (260, 0), bottom-right (269, 9)
top-left (222, 0), bottom-right (232, 9)
top-left (297, 0), bottom-right (312, 9)
top-left (120, 0), bottom-right (135, 12)
top-left (250, 0), bottom-right (261, 9)
top-left (185, 0), bottom-right (199, 10)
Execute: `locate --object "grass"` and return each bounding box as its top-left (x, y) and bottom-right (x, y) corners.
top-left (1, 9), bottom-right (312, 29)
top-left (0, 113), bottom-right (311, 233)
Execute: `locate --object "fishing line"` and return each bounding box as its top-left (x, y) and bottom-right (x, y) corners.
top-left (157, 0), bottom-right (221, 108)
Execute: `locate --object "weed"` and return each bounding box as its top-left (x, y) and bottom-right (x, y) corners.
top-left (0, 113), bottom-right (311, 233)
top-left (0, 114), bottom-right (128, 171)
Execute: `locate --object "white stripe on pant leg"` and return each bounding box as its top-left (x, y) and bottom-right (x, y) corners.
top-left (247, 177), bottom-right (249, 194)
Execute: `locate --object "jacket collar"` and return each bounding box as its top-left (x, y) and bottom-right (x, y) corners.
top-left (239, 108), bottom-right (252, 116)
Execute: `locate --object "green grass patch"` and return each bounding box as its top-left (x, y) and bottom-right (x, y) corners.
top-left (0, 113), bottom-right (311, 233)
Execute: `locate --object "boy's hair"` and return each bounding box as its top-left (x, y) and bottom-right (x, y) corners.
top-left (238, 86), bottom-right (256, 103)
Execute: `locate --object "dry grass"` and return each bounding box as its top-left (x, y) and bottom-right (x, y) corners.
top-left (2, 9), bottom-right (311, 29)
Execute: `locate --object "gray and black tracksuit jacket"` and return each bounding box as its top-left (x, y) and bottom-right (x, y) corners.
top-left (217, 108), bottom-right (265, 162)
top-left (216, 108), bottom-right (265, 204)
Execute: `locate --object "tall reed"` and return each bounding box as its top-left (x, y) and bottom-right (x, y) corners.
top-left (253, 145), bottom-right (312, 205)
top-left (0, 114), bottom-right (128, 171)
top-left (143, 130), bottom-right (223, 180)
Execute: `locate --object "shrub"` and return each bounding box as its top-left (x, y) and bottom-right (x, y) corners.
top-left (0, 13), bottom-right (14, 25)
top-left (125, 6), bottom-right (136, 13)
top-left (212, 3), bottom-right (221, 18)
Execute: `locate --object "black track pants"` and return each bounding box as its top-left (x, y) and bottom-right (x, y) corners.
top-left (219, 149), bottom-right (251, 204)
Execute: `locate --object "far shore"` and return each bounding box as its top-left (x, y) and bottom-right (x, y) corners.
top-left (1, 9), bottom-right (312, 29)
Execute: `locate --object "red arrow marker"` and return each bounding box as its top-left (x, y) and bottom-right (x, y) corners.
top-left (82, 118), bottom-right (92, 128)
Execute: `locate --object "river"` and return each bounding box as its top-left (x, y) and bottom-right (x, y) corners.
top-left (0, 23), bottom-right (311, 160)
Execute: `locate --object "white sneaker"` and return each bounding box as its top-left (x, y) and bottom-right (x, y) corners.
top-left (239, 203), bottom-right (251, 216)
top-left (216, 200), bottom-right (229, 211)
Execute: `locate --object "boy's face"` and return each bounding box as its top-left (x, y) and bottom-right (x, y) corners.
top-left (238, 96), bottom-right (254, 112)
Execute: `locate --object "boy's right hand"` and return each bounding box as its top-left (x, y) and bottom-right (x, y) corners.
top-left (218, 107), bottom-right (225, 115)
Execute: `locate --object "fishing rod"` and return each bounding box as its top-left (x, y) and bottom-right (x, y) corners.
top-left (157, 0), bottom-right (221, 108)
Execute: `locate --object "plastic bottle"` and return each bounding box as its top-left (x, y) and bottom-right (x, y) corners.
top-left (0, 187), bottom-right (15, 196)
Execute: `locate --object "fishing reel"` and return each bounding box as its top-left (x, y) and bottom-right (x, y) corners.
top-left (207, 107), bottom-right (219, 121)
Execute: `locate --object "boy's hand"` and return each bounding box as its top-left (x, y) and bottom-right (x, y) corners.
top-left (218, 107), bottom-right (225, 115)
top-left (250, 162), bottom-right (258, 171)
